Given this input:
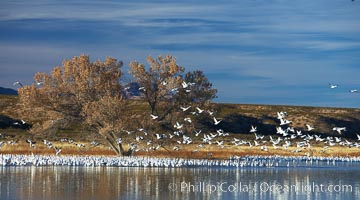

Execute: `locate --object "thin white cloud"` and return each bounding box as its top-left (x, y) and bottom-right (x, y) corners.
top-left (0, 2), bottom-right (220, 21)
top-left (299, 41), bottom-right (360, 51)
top-left (224, 52), bottom-right (359, 85)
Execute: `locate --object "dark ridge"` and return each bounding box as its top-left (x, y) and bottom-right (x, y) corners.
top-left (0, 87), bottom-right (17, 95)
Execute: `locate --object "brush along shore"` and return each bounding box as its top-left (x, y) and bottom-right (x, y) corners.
top-left (1, 140), bottom-right (360, 159)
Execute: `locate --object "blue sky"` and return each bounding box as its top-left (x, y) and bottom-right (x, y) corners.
top-left (0, 0), bottom-right (359, 108)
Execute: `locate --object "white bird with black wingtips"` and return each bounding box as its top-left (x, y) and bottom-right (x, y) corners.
top-left (184, 117), bottom-right (192, 123)
top-left (13, 81), bottom-right (23, 87)
top-left (329, 84), bottom-right (339, 89)
top-left (182, 81), bottom-right (189, 88)
top-left (174, 122), bottom-right (183, 130)
top-left (213, 117), bottom-right (221, 125)
top-left (26, 139), bottom-right (36, 148)
top-left (180, 106), bottom-right (191, 112)
top-left (280, 118), bottom-right (292, 126)
top-left (35, 81), bottom-right (43, 86)
top-left (196, 107), bottom-right (204, 114)
top-left (250, 125), bottom-right (257, 133)
top-left (194, 129), bottom-right (202, 137)
top-left (306, 124), bottom-right (314, 131)
top-left (54, 147), bottom-right (62, 155)
top-left (150, 114), bottom-right (158, 120)
top-left (333, 127), bottom-right (346, 134)
top-left (277, 111), bottom-right (287, 119)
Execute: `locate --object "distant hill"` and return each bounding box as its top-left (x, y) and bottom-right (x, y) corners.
top-left (122, 82), bottom-right (143, 99)
top-left (0, 94), bottom-right (359, 141)
top-left (0, 87), bottom-right (17, 95)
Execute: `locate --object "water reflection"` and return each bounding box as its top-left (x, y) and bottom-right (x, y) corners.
top-left (1, 164), bottom-right (359, 200)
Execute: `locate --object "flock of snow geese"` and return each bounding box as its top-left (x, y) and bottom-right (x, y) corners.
top-left (1, 101), bottom-right (360, 167)
top-left (1, 154), bottom-right (360, 167)
top-left (1, 81), bottom-right (358, 167)
top-left (109, 101), bottom-right (360, 156)
top-left (329, 83), bottom-right (358, 93)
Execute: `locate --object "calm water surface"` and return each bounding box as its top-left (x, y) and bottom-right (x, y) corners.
top-left (1, 162), bottom-right (360, 200)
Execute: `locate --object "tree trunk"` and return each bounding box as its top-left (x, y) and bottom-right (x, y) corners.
top-left (101, 133), bottom-right (133, 156)
top-left (118, 143), bottom-right (125, 156)
top-left (103, 135), bottom-right (121, 155)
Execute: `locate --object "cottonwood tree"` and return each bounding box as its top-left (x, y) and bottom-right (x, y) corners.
top-left (18, 54), bottom-right (218, 155)
top-left (18, 55), bottom-right (132, 155)
top-left (182, 70), bottom-right (218, 104)
top-left (82, 95), bottom-right (135, 155)
top-left (129, 55), bottom-right (185, 121)
top-left (129, 55), bottom-right (218, 133)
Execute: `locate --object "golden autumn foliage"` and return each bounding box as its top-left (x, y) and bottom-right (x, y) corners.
top-left (18, 55), bottom-right (129, 155)
top-left (19, 55), bottom-right (123, 118)
top-left (128, 55), bottom-right (218, 136)
top-left (129, 55), bottom-right (217, 122)
top-left (82, 95), bottom-right (132, 155)
top-left (18, 54), bottom-right (218, 156)
top-left (129, 55), bottom-right (184, 117)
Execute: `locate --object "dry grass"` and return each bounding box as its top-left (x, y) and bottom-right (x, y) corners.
top-left (1, 140), bottom-right (360, 159)
top-left (0, 141), bottom-right (115, 156)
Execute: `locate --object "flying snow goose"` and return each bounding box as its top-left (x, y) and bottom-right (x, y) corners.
top-left (306, 124), bottom-right (314, 131)
top-left (333, 127), bottom-right (346, 134)
top-left (329, 84), bottom-right (339, 89)
top-left (13, 81), bottom-right (23, 87)
top-left (150, 114), bottom-right (159, 120)
top-left (180, 106), bottom-right (191, 112)
top-left (196, 107), bottom-right (204, 114)
top-left (249, 125), bottom-right (257, 133)
top-left (213, 117), bottom-right (222, 125)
